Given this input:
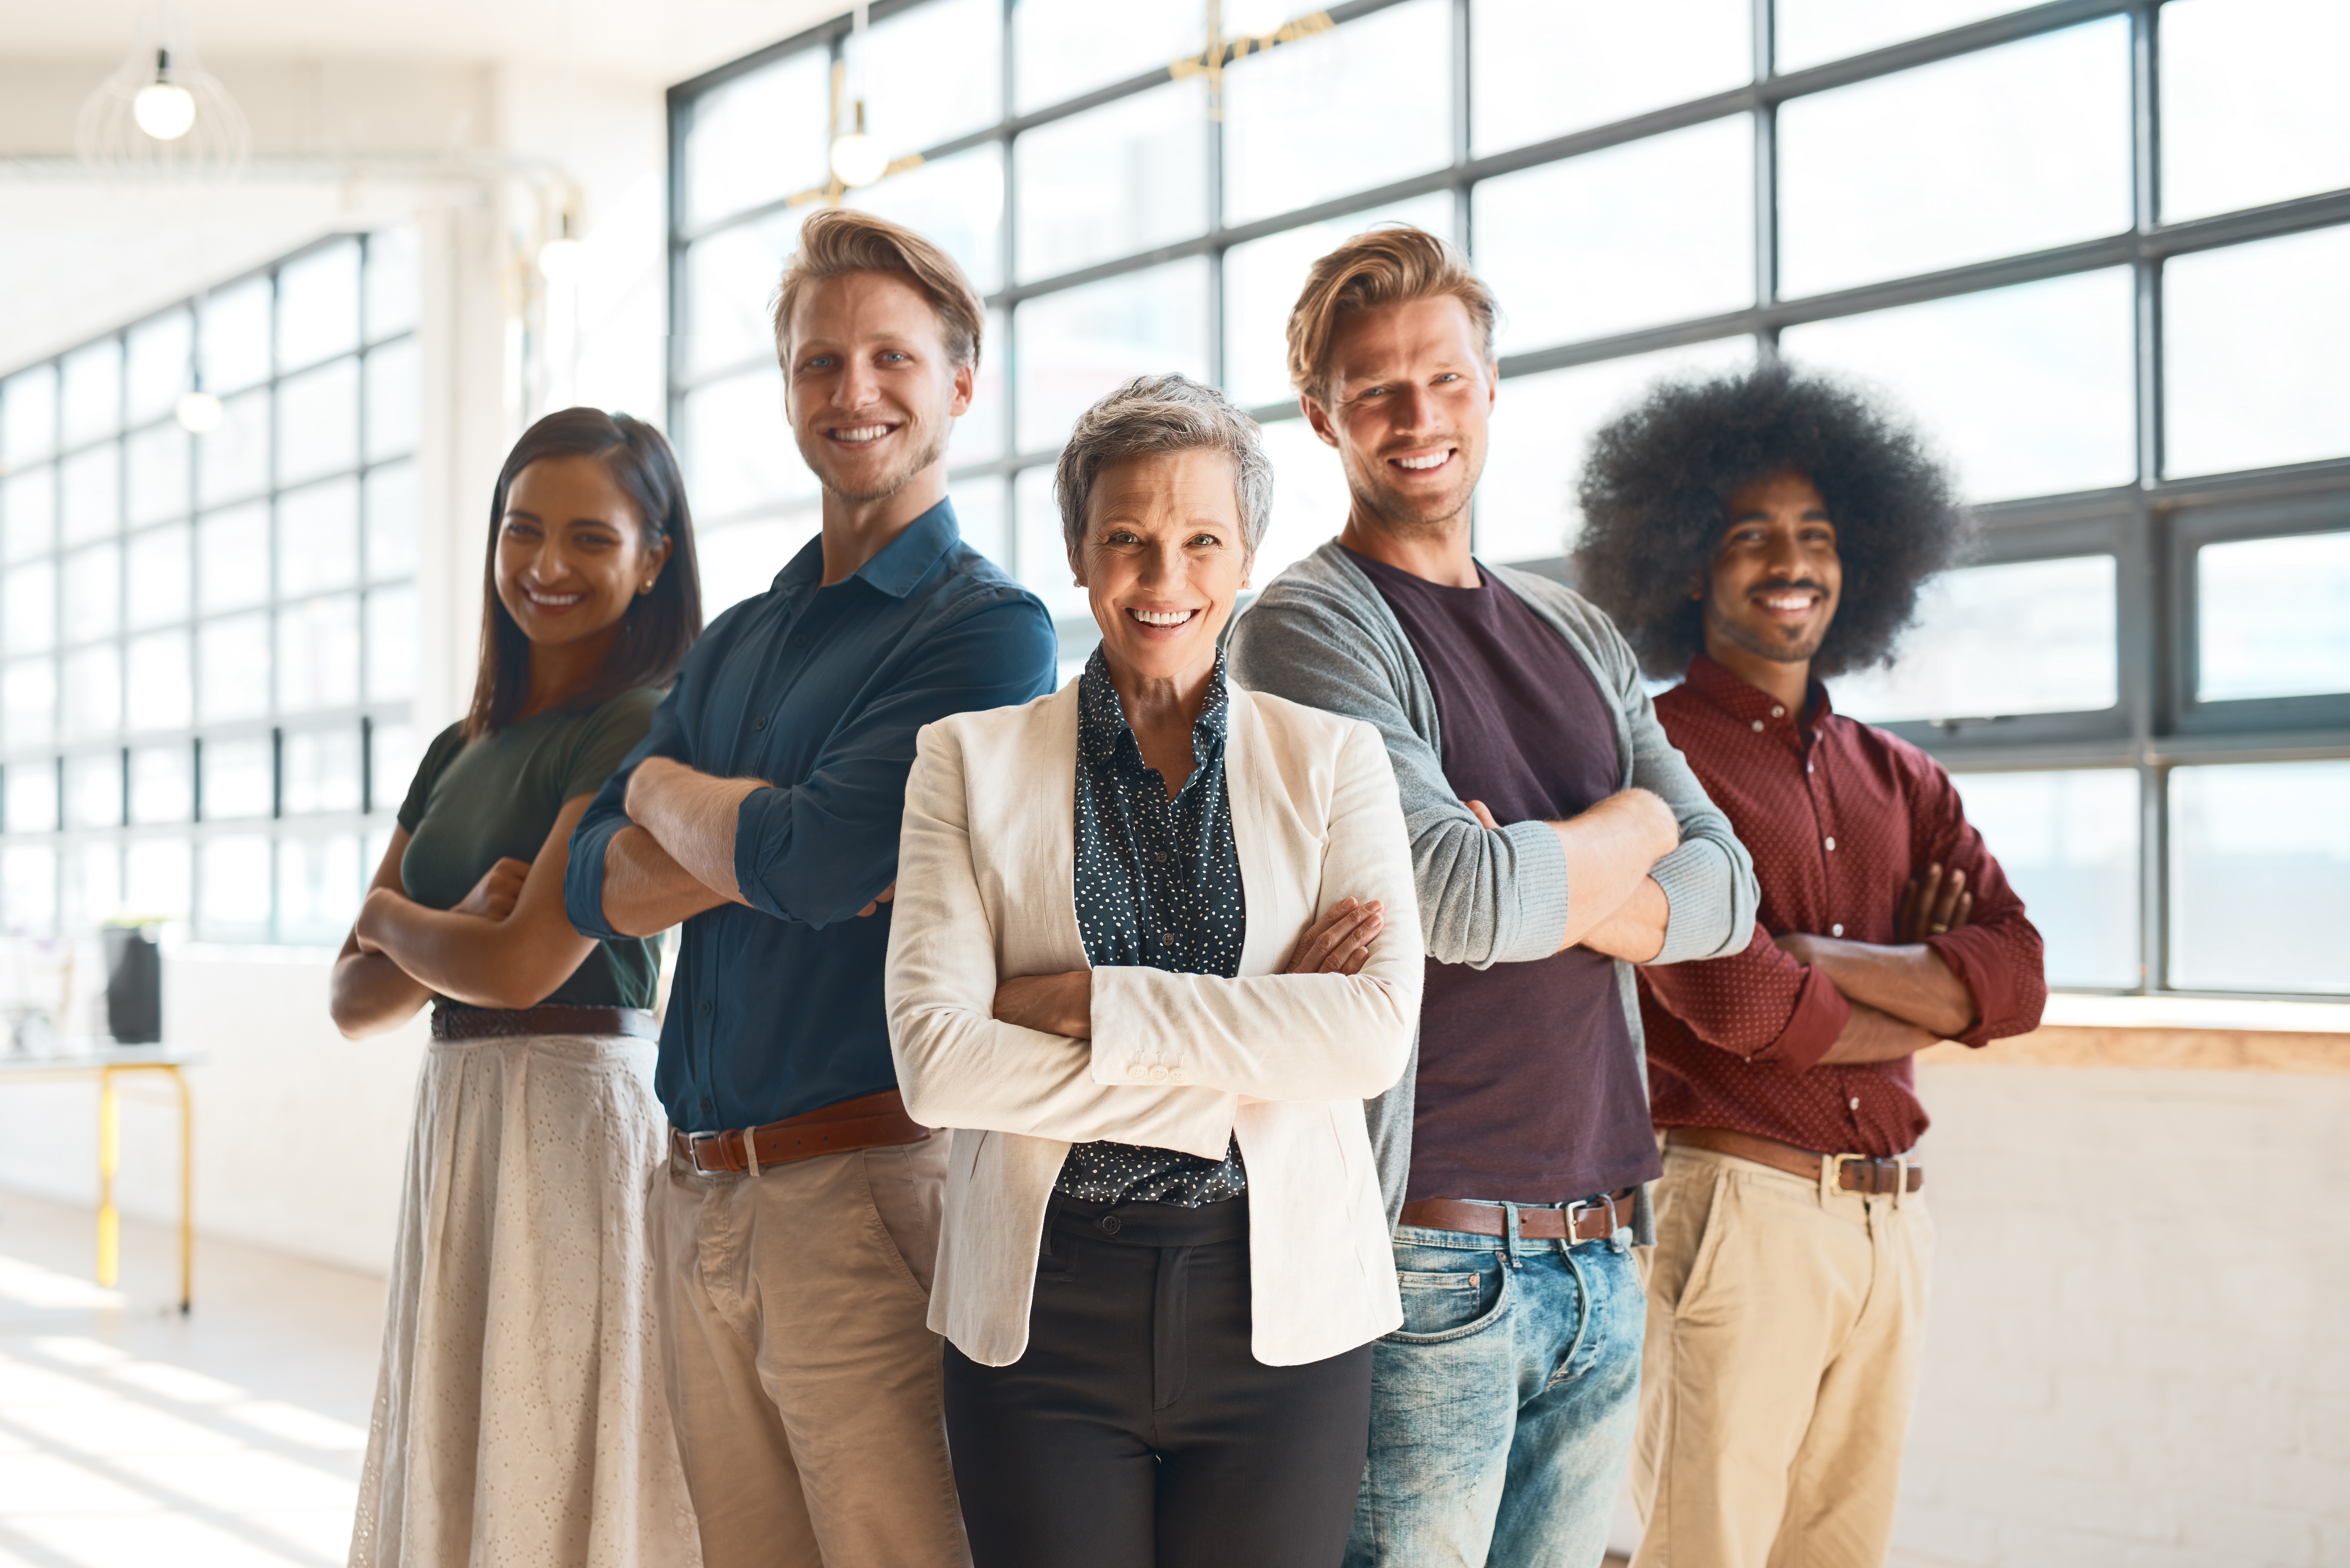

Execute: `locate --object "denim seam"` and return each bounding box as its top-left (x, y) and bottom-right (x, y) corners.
top-left (1381, 1260), bottom-right (1515, 1345)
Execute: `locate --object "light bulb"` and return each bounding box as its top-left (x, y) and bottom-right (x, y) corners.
top-left (1225, 0), bottom-right (1289, 36)
top-left (830, 132), bottom-right (888, 189)
top-left (135, 81), bottom-right (197, 140)
top-left (539, 236), bottom-right (584, 281)
top-left (174, 391), bottom-right (222, 434)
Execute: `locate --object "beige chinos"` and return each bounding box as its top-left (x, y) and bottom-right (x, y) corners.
top-left (1630, 1141), bottom-right (1935, 1568)
top-left (651, 1134), bottom-right (969, 1568)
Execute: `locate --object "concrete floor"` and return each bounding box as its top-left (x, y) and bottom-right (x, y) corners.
top-left (0, 1191), bottom-right (385, 1568)
top-left (0, 1190), bottom-right (1638, 1567)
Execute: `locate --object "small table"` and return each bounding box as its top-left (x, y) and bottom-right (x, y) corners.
top-left (0, 1045), bottom-right (200, 1311)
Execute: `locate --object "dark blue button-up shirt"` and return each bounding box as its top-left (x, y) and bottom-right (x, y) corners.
top-left (1058, 648), bottom-right (1248, 1207)
top-left (565, 500), bottom-right (1057, 1132)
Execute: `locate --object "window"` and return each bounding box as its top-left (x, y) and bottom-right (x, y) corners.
top-left (0, 231), bottom-right (421, 945)
top-left (669, 0), bottom-right (2350, 996)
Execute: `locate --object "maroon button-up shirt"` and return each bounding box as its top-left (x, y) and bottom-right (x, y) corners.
top-left (1638, 655), bottom-right (2047, 1156)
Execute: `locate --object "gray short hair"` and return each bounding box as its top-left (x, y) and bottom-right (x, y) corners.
top-left (1056, 373), bottom-right (1274, 564)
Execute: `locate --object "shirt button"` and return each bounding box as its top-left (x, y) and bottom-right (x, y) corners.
top-left (1771, 704), bottom-right (1786, 718)
top-left (752, 715), bottom-right (768, 730)
top-left (1824, 836), bottom-right (1836, 851)
top-left (1831, 923), bottom-right (1844, 937)
top-left (1149, 1065), bottom-right (1170, 1082)
top-left (1849, 1097), bottom-right (1861, 1110)
top-left (698, 999), bottom-right (712, 1015)
top-left (792, 633), bottom-right (809, 647)
top-left (1750, 720), bottom-right (1765, 733)
top-left (1166, 1068), bottom-right (1187, 1084)
top-left (1807, 762), bottom-right (1815, 773)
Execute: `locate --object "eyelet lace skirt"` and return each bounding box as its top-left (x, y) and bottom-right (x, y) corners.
top-left (348, 1033), bottom-right (701, 1568)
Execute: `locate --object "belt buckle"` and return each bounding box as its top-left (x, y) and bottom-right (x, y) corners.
top-left (686, 1129), bottom-right (730, 1176)
top-left (1560, 1191), bottom-right (1619, 1243)
top-left (1822, 1152), bottom-right (1864, 1203)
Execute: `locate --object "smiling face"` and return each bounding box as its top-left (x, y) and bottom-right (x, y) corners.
top-left (495, 455), bottom-right (669, 651)
top-left (1306, 293), bottom-right (1496, 538)
top-left (1073, 447), bottom-right (1252, 692)
top-left (782, 270), bottom-right (974, 505)
top-left (1701, 468), bottom-right (1843, 667)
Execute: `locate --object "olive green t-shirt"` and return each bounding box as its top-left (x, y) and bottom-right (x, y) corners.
top-left (397, 688), bottom-right (663, 1009)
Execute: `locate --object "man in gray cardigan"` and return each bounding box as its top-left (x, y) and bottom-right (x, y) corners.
top-left (1227, 227), bottom-right (1757, 1568)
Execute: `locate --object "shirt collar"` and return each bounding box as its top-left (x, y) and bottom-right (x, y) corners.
top-left (792, 497), bottom-right (959, 601)
top-left (1077, 648), bottom-right (1231, 774)
top-left (1680, 652), bottom-right (1833, 736)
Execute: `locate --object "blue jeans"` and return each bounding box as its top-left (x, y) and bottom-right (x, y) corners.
top-left (1346, 1215), bottom-right (1645, 1568)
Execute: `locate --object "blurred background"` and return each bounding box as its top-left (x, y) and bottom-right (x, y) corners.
top-left (0, 1), bottom-right (2343, 1564)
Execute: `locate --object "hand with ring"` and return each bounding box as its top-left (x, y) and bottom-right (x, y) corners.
top-left (1897, 862), bottom-right (1972, 943)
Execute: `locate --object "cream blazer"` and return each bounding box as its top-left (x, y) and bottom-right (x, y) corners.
top-left (885, 679), bottom-right (1422, 1368)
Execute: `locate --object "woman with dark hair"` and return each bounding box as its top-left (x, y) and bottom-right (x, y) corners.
top-left (332, 408), bottom-right (704, 1568)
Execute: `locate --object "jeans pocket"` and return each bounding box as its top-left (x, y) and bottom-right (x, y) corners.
top-left (1388, 1265), bottom-right (1509, 1342)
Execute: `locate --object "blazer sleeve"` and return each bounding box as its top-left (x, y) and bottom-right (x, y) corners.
top-left (1086, 719), bottom-right (1423, 1102)
top-left (884, 718), bottom-right (1240, 1160)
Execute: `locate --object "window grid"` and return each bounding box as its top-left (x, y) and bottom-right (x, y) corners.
top-left (0, 230), bottom-right (421, 946)
top-left (668, 0), bottom-right (2350, 998)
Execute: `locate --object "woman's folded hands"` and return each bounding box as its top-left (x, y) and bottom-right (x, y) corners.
top-left (986, 896), bottom-right (1388, 1040)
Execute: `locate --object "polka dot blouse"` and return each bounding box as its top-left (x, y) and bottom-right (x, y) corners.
top-left (1055, 648), bottom-right (1248, 1209)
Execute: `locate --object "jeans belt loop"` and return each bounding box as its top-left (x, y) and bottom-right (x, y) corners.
top-left (1893, 1154), bottom-right (1908, 1210)
top-left (1501, 1201), bottom-right (1524, 1270)
top-left (1604, 1189), bottom-right (1626, 1254)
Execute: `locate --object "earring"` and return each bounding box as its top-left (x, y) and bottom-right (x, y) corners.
top-left (638, 581), bottom-right (655, 595)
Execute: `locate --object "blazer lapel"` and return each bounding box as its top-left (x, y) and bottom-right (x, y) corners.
top-left (989, 683), bottom-right (1089, 975)
top-left (1225, 687), bottom-right (1295, 979)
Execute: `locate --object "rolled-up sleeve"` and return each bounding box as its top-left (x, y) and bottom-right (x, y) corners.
top-left (564, 678), bottom-right (698, 942)
top-left (732, 597), bottom-right (1057, 928)
top-left (1641, 924), bottom-right (1851, 1073)
top-left (1913, 761), bottom-right (2047, 1047)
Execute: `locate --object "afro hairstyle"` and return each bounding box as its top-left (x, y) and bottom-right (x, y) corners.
top-left (1571, 358), bottom-right (1973, 680)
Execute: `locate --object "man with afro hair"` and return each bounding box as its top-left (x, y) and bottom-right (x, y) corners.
top-left (1573, 360), bottom-right (2047, 1568)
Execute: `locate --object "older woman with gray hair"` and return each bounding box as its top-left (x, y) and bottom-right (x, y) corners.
top-left (884, 373), bottom-right (1423, 1567)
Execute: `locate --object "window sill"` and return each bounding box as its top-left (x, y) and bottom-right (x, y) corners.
top-left (1921, 992), bottom-right (2350, 1076)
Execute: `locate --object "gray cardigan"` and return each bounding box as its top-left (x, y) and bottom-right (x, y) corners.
top-left (1226, 541), bottom-right (1760, 1239)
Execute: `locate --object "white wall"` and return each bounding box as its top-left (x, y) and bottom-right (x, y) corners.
top-left (1890, 1059), bottom-right (2350, 1568)
top-left (0, 949), bottom-right (422, 1274)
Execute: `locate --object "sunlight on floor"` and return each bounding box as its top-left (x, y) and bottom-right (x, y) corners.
top-left (0, 1193), bottom-right (385, 1568)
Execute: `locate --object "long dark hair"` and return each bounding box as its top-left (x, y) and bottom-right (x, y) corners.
top-left (464, 408), bottom-right (703, 737)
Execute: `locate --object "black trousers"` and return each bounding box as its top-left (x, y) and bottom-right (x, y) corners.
top-left (943, 1194), bottom-right (1373, 1568)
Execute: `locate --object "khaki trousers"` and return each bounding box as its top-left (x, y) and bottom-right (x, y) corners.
top-left (650, 1133), bottom-right (970, 1568)
top-left (1629, 1142), bottom-right (1935, 1568)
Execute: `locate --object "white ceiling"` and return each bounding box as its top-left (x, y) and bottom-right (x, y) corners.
top-left (0, 0), bottom-right (844, 87)
top-left (0, 0), bottom-right (845, 373)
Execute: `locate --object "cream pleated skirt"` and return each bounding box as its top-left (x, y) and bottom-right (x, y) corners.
top-left (349, 1033), bottom-right (702, 1568)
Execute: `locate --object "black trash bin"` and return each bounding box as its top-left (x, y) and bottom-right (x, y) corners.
top-left (103, 923), bottom-right (163, 1045)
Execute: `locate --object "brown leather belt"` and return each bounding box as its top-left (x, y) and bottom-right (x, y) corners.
top-left (1399, 1190), bottom-right (1639, 1242)
top-left (432, 1003), bottom-right (659, 1041)
top-left (670, 1089), bottom-right (931, 1176)
top-left (1670, 1126), bottom-right (1924, 1194)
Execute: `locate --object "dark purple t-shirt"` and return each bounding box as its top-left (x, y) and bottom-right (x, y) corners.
top-left (1350, 549), bottom-right (1662, 1204)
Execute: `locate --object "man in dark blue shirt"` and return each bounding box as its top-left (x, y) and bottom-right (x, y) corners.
top-left (566, 209), bottom-right (1055, 1568)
